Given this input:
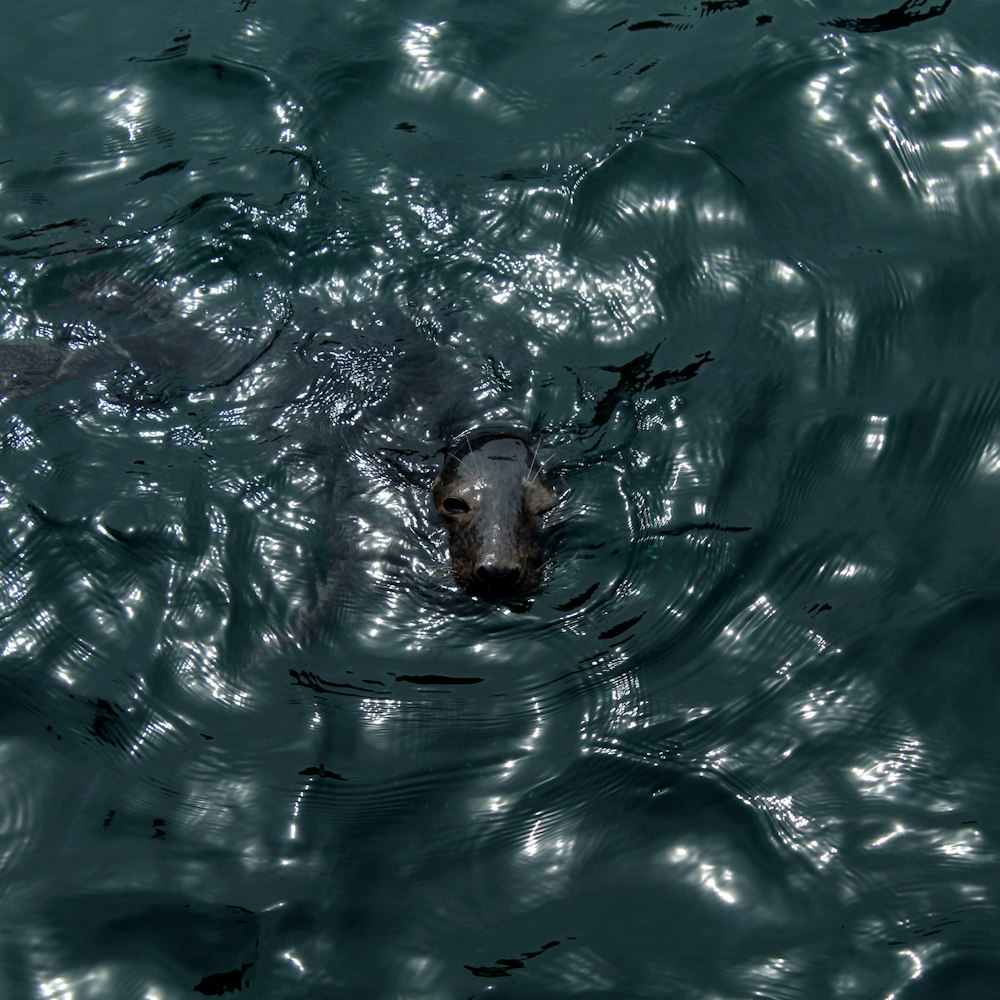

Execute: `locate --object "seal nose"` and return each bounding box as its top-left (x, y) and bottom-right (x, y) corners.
top-left (475, 564), bottom-right (521, 590)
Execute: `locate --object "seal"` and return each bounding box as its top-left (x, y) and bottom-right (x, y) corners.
top-left (1, 276), bottom-right (560, 600)
top-left (433, 428), bottom-right (558, 599)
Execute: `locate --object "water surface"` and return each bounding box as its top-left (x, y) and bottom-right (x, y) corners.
top-left (2, 1), bottom-right (1000, 997)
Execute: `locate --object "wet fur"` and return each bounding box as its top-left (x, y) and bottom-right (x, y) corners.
top-left (433, 429), bottom-right (557, 598)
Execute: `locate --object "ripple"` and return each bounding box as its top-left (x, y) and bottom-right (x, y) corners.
top-left (4, 1), bottom-right (1000, 996)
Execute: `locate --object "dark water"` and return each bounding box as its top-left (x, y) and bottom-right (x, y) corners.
top-left (2, 1), bottom-right (1000, 997)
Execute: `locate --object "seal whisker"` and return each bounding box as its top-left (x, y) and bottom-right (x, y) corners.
top-left (525, 445), bottom-right (539, 485)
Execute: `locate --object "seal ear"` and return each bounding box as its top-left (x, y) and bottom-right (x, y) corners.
top-left (525, 479), bottom-right (558, 515)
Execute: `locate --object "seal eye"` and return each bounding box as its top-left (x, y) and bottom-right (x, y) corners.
top-left (441, 497), bottom-right (470, 516)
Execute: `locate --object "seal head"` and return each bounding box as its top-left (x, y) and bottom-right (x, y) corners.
top-left (433, 429), bottom-right (557, 599)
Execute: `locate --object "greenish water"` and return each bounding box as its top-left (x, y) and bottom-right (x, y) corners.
top-left (2, 1), bottom-right (1000, 997)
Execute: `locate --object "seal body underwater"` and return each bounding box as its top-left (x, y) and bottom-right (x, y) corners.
top-left (433, 428), bottom-right (558, 599)
top-left (0, 274), bottom-right (561, 601)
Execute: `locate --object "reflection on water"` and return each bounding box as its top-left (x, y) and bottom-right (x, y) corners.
top-left (2, 0), bottom-right (1000, 996)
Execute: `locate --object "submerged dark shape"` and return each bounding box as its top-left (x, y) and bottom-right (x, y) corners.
top-left (433, 428), bottom-right (558, 599)
top-left (2, 273), bottom-right (560, 605)
top-left (824, 0), bottom-right (951, 34)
